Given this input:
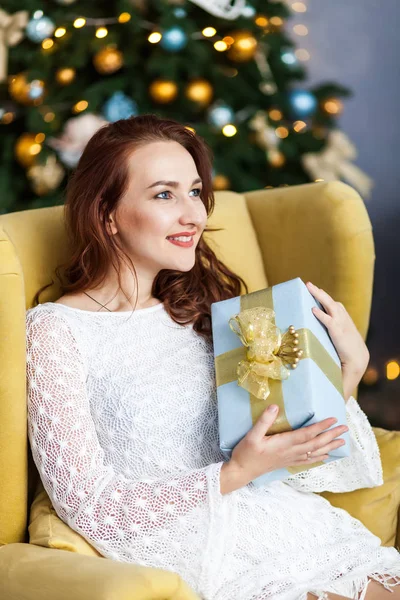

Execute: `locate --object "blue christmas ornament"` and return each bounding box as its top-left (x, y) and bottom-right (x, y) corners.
top-left (26, 13), bottom-right (55, 43)
top-left (241, 5), bottom-right (256, 17)
top-left (281, 50), bottom-right (298, 66)
top-left (288, 89), bottom-right (317, 117)
top-left (208, 104), bottom-right (235, 128)
top-left (173, 8), bottom-right (187, 18)
top-left (28, 80), bottom-right (45, 100)
top-left (102, 92), bottom-right (138, 122)
top-left (160, 26), bottom-right (187, 52)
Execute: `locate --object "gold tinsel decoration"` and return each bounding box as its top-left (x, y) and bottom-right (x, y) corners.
top-left (268, 149), bottom-right (286, 168)
top-left (27, 155), bottom-right (65, 195)
top-left (15, 133), bottom-right (42, 167)
top-left (55, 67), bottom-right (76, 85)
top-left (93, 46), bottom-right (123, 74)
top-left (226, 30), bottom-right (258, 62)
top-left (185, 78), bottom-right (214, 106)
top-left (149, 79), bottom-right (178, 104)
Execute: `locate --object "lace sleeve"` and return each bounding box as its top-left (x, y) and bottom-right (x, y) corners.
top-left (26, 308), bottom-right (225, 562)
top-left (283, 396), bottom-right (384, 493)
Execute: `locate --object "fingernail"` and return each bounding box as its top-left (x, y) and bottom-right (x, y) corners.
top-left (268, 405), bottom-right (278, 412)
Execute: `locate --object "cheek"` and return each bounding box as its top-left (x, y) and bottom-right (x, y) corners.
top-left (130, 210), bottom-right (171, 244)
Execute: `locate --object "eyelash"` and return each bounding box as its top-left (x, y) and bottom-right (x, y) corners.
top-left (154, 188), bottom-right (202, 200)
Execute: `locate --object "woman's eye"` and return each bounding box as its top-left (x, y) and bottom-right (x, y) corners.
top-left (155, 191), bottom-right (171, 200)
top-left (155, 188), bottom-right (202, 200)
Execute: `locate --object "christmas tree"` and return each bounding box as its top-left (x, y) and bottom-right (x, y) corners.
top-left (0, 0), bottom-right (372, 213)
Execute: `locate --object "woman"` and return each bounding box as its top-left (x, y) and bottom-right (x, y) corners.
top-left (26, 114), bottom-right (400, 600)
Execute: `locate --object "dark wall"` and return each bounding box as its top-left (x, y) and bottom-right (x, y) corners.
top-left (294, 0), bottom-right (400, 427)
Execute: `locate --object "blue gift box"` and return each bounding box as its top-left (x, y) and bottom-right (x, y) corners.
top-left (211, 276), bottom-right (350, 486)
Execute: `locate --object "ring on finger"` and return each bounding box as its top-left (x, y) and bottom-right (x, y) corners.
top-left (306, 451), bottom-right (312, 460)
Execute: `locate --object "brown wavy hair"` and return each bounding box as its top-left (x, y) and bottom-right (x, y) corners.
top-left (35, 113), bottom-right (248, 341)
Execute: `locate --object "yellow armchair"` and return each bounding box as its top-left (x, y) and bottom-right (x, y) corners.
top-left (0, 181), bottom-right (399, 599)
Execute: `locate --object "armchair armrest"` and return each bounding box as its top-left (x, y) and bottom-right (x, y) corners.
top-left (244, 181), bottom-right (375, 342)
top-left (0, 543), bottom-right (200, 600)
top-left (319, 427), bottom-right (400, 549)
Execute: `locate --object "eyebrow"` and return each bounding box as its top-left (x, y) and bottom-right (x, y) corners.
top-left (146, 177), bottom-right (203, 189)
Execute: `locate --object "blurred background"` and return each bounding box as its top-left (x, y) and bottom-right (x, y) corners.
top-left (298, 0), bottom-right (400, 430)
top-left (1, 0), bottom-right (398, 428)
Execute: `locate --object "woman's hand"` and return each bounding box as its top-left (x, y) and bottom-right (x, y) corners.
top-left (306, 281), bottom-right (370, 375)
top-left (220, 405), bottom-right (349, 493)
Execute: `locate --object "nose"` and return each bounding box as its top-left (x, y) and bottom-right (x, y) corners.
top-left (177, 196), bottom-right (205, 229)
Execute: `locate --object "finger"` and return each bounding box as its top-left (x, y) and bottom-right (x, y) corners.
top-left (307, 282), bottom-right (338, 316)
top-left (294, 424), bottom-right (348, 454)
top-left (289, 417), bottom-right (337, 444)
top-left (311, 306), bottom-right (332, 325)
top-left (301, 436), bottom-right (346, 460)
top-left (250, 404), bottom-right (279, 440)
top-left (291, 453), bottom-right (330, 466)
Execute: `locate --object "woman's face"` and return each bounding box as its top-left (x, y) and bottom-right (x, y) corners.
top-left (109, 140), bottom-right (208, 276)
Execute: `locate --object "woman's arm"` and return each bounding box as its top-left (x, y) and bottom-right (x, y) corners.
top-left (26, 308), bottom-right (225, 562)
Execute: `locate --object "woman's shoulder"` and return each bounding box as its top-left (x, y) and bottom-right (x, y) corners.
top-left (26, 294), bottom-right (89, 329)
top-left (26, 293), bottom-right (92, 319)
top-left (26, 297), bottom-right (90, 359)
top-left (53, 293), bottom-right (91, 310)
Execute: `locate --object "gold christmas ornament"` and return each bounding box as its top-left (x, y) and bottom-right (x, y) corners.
top-left (55, 67), bottom-right (76, 85)
top-left (226, 30), bottom-right (258, 62)
top-left (185, 78), bottom-right (213, 106)
top-left (93, 46), bottom-right (123, 74)
top-left (27, 154), bottom-right (65, 195)
top-left (15, 132), bottom-right (42, 167)
top-left (8, 72), bottom-right (30, 103)
top-left (8, 72), bottom-right (45, 105)
top-left (213, 174), bottom-right (230, 190)
top-left (149, 79), bottom-right (178, 103)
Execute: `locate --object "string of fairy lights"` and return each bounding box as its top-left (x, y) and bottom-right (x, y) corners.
top-left (363, 361), bottom-right (400, 386)
top-left (4, 0), bottom-right (344, 129)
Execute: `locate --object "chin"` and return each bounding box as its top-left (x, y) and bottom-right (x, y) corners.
top-left (164, 260), bottom-right (196, 272)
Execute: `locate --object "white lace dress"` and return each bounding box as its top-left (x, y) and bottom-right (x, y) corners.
top-left (25, 302), bottom-right (400, 600)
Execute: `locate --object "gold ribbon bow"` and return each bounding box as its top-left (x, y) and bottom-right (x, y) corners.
top-left (215, 286), bottom-right (344, 474)
top-left (228, 306), bottom-right (302, 401)
top-left (0, 10), bottom-right (28, 84)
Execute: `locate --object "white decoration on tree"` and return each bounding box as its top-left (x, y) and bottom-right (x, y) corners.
top-left (47, 113), bottom-right (109, 168)
top-left (187, 0), bottom-right (246, 19)
top-left (248, 110), bottom-right (280, 162)
top-left (301, 129), bottom-right (374, 200)
top-left (0, 9), bottom-right (28, 83)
